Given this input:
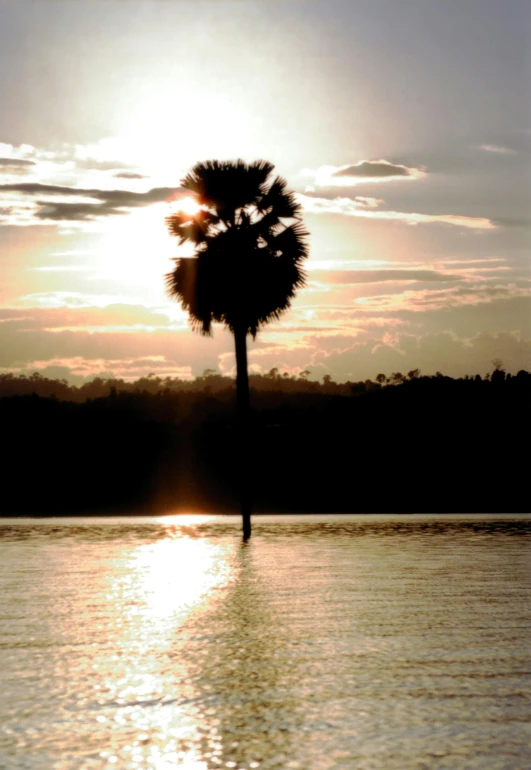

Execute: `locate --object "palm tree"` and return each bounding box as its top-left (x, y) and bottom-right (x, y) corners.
top-left (165, 159), bottom-right (309, 537)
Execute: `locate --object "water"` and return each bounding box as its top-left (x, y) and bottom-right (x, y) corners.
top-left (0, 514), bottom-right (530, 770)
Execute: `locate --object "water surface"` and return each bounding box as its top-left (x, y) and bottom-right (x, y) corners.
top-left (1, 514), bottom-right (530, 769)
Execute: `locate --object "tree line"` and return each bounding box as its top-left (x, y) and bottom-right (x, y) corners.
top-left (0, 363), bottom-right (527, 402)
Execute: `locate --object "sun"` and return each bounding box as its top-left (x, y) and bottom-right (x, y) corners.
top-left (175, 196), bottom-right (201, 217)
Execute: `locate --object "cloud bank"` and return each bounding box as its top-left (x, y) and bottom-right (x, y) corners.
top-left (298, 194), bottom-right (495, 230)
top-left (0, 181), bottom-right (183, 223)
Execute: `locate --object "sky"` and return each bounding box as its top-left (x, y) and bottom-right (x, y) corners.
top-left (0, 0), bottom-right (530, 383)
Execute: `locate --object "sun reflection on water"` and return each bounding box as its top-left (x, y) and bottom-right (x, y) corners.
top-left (87, 524), bottom-right (236, 769)
top-left (132, 530), bottom-right (232, 622)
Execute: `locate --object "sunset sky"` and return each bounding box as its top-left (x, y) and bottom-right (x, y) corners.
top-left (1, 0), bottom-right (529, 383)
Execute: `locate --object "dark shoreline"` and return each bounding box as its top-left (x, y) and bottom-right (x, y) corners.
top-left (3, 372), bottom-right (529, 516)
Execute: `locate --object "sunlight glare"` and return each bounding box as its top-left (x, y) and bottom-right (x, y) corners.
top-left (82, 526), bottom-right (236, 767)
top-left (133, 531), bottom-right (233, 622)
top-left (175, 196), bottom-right (201, 217)
top-left (90, 203), bottom-right (194, 300)
top-left (117, 88), bottom-right (255, 178)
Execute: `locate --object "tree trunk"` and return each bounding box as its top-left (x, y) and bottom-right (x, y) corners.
top-left (234, 325), bottom-right (252, 539)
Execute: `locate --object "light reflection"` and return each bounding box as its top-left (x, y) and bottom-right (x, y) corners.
top-left (131, 532), bottom-right (232, 621)
top-left (155, 513), bottom-right (220, 527)
top-left (90, 525), bottom-right (236, 768)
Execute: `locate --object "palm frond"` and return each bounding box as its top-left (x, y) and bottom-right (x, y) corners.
top-left (165, 211), bottom-right (192, 238)
top-left (256, 177), bottom-right (303, 220)
top-left (166, 215), bottom-right (206, 245)
top-left (269, 221), bottom-right (310, 264)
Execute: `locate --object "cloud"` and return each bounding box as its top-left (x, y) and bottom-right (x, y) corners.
top-left (0, 157), bottom-right (36, 168)
top-left (304, 160), bottom-right (426, 187)
top-left (490, 216), bottom-right (531, 228)
top-left (113, 172), bottom-right (148, 180)
top-left (33, 201), bottom-right (127, 221)
top-left (349, 196), bottom-right (383, 208)
top-left (333, 161), bottom-right (412, 179)
top-left (73, 158), bottom-right (136, 171)
top-left (353, 283), bottom-right (530, 314)
top-left (28, 139), bottom-right (137, 172)
top-left (313, 269), bottom-right (462, 285)
top-left (18, 291), bottom-right (156, 310)
top-left (0, 182), bottom-right (178, 202)
top-left (0, 157), bottom-right (37, 178)
top-left (3, 356), bottom-right (193, 383)
top-left (0, 181), bottom-right (183, 223)
top-left (0, 303), bottom-right (180, 332)
top-left (239, 328), bottom-right (531, 382)
top-left (479, 144), bottom-right (517, 155)
top-left (2, 284), bottom-right (529, 383)
top-left (309, 330), bottom-right (531, 382)
top-left (32, 265), bottom-right (93, 273)
top-left (0, 143), bottom-right (35, 160)
top-left (438, 257), bottom-right (507, 266)
top-left (298, 194), bottom-right (496, 230)
top-left (0, 308), bottom-right (233, 378)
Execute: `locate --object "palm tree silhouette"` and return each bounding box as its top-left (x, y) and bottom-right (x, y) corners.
top-left (166, 159), bottom-right (309, 537)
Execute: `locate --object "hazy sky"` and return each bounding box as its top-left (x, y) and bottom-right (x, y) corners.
top-left (1, 0), bottom-right (529, 383)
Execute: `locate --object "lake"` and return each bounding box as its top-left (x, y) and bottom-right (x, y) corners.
top-left (0, 514), bottom-right (530, 769)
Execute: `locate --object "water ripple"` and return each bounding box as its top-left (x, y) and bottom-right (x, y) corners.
top-left (0, 514), bottom-right (529, 769)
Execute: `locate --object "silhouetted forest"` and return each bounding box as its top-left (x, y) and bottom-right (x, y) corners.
top-left (1, 367), bottom-right (529, 515)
